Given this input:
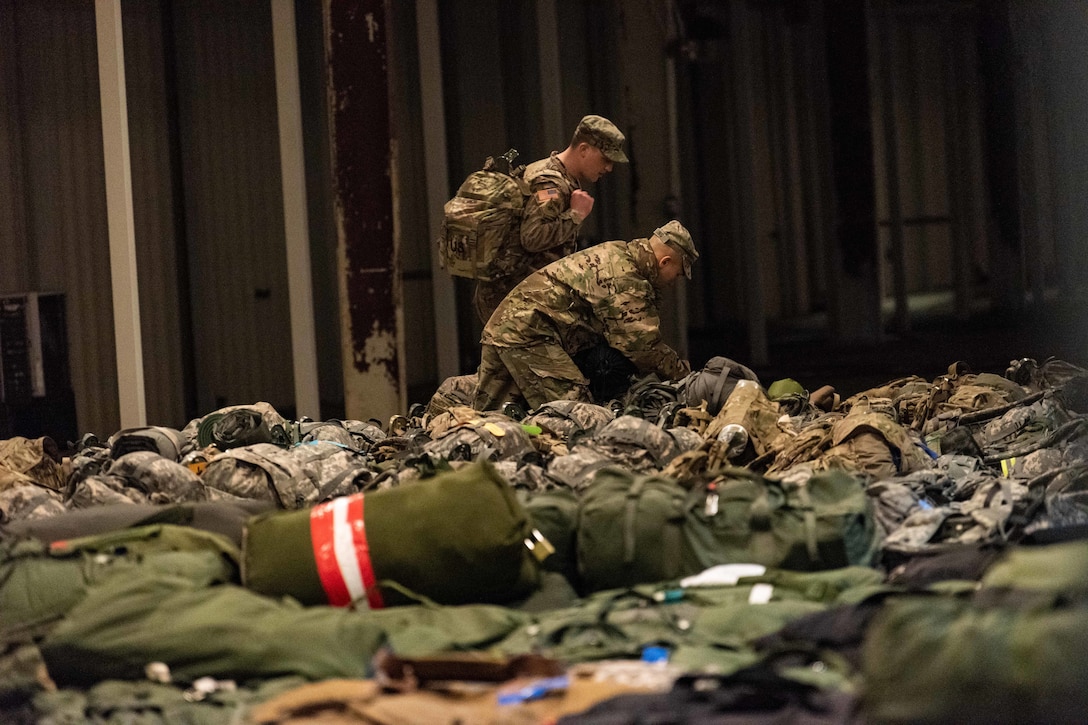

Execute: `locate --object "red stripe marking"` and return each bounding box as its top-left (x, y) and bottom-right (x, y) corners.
top-left (349, 495), bottom-right (385, 609)
top-left (310, 499), bottom-right (351, 606)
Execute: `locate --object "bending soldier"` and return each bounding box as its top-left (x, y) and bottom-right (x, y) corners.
top-left (474, 220), bottom-right (698, 411)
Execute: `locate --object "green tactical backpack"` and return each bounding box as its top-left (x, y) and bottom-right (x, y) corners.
top-left (437, 149), bottom-right (530, 281)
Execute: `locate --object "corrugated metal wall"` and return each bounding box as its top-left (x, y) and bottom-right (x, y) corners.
top-left (171, 0), bottom-right (293, 416)
top-left (1, 0), bottom-right (1079, 437)
top-left (0, 0), bottom-right (30, 291)
top-left (122, 0), bottom-right (189, 429)
top-left (0, 0), bottom-right (295, 436)
top-left (1, 0), bottom-right (119, 437)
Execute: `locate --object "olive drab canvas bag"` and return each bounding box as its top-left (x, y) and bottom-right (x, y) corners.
top-left (682, 467), bottom-right (878, 573)
top-left (861, 540), bottom-right (1088, 725)
top-left (576, 467), bottom-right (689, 593)
top-left (438, 149), bottom-right (530, 280)
top-left (572, 461), bottom-right (874, 594)
top-left (242, 460), bottom-right (544, 608)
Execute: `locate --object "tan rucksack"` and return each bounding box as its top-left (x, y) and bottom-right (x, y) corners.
top-left (437, 149), bottom-right (529, 281)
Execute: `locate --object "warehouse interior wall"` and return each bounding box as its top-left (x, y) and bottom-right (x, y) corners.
top-left (1, 0), bottom-right (121, 440)
top-left (0, 0), bottom-right (1084, 442)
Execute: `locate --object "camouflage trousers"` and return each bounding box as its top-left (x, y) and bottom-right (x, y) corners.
top-left (473, 343), bottom-right (591, 412)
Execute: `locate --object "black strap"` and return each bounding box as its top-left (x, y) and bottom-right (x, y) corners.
top-left (710, 366), bottom-right (732, 412)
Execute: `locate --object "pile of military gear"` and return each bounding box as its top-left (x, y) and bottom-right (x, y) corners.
top-left (2, 356), bottom-right (1088, 723)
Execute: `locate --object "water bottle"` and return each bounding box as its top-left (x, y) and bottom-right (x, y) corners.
top-left (716, 423), bottom-right (749, 459)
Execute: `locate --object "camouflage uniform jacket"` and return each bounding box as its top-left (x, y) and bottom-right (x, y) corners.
top-left (520, 151), bottom-right (583, 256)
top-left (481, 238), bottom-right (690, 381)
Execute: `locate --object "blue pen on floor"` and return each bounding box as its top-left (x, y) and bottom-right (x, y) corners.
top-left (496, 675), bottom-right (571, 706)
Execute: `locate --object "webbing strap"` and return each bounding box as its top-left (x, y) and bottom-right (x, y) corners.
top-left (984, 418), bottom-right (1088, 464)
top-left (748, 491), bottom-right (777, 565)
top-left (710, 365), bottom-right (732, 412)
top-left (623, 479), bottom-right (646, 564)
top-left (793, 483), bottom-right (821, 562)
top-left (315, 466), bottom-right (363, 501)
top-left (458, 190), bottom-right (521, 208)
top-left (662, 512), bottom-right (682, 580)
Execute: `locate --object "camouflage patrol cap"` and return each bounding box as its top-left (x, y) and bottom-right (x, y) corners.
top-left (652, 220), bottom-right (698, 278)
top-left (576, 114), bottom-right (629, 163)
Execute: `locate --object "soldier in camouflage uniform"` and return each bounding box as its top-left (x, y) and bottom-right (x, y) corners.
top-left (473, 114), bottom-right (629, 323)
top-left (474, 220), bottom-right (698, 411)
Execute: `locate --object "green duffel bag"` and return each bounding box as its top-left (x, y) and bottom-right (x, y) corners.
top-left (0, 524), bottom-right (239, 640)
top-left (40, 572), bottom-right (386, 686)
top-left (242, 459), bottom-right (542, 608)
top-left (520, 486), bottom-right (580, 581)
top-left (576, 467), bottom-right (687, 592)
top-left (861, 594), bottom-right (1088, 724)
top-left (40, 569), bottom-right (529, 688)
top-left (861, 539), bottom-right (1088, 724)
top-left (682, 467), bottom-right (877, 572)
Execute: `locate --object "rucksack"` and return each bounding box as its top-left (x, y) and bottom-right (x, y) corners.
top-left (437, 149), bottom-right (530, 281)
top-left (200, 441), bottom-right (371, 508)
top-left (678, 356), bottom-right (761, 416)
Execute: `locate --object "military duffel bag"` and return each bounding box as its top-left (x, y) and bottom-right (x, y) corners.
top-left (683, 467), bottom-right (877, 573)
top-left (520, 486), bottom-right (580, 581)
top-left (0, 523), bottom-right (240, 640)
top-left (577, 466), bottom-right (876, 594)
top-left (861, 540), bottom-right (1088, 725)
top-left (576, 466), bottom-right (688, 593)
top-left (242, 459), bottom-right (544, 607)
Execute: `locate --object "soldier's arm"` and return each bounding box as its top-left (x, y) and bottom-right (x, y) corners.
top-left (520, 180), bottom-right (582, 253)
top-left (595, 283), bottom-right (691, 381)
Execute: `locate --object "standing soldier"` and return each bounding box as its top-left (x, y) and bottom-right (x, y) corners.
top-left (472, 114), bottom-right (629, 323)
top-left (474, 220), bottom-right (698, 411)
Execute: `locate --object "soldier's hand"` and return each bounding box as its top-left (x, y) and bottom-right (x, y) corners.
top-left (570, 189), bottom-right (595, 220)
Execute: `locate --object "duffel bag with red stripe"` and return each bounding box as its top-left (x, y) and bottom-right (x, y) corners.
top-left (241, 459), bottom-right (545, 607)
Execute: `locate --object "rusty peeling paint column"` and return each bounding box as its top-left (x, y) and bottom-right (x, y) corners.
top-left (324, 0), bottom-right (404, 422)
